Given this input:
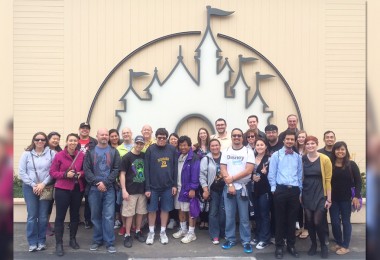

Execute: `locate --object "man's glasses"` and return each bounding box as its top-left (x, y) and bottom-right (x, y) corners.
top-left (232, 134), bottom-right (242, 138)
top-left (247, 135), bottom-right (256, 139)
top-left (157, 137), bottom-right (167, 140)
top-left (34, 138), bottom-right (46, 142)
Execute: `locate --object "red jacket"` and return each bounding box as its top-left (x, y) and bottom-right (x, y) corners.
top-left (50, 148), bottom-right (85, 192)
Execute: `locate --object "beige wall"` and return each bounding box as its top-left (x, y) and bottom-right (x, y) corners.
top-left (10, 0), bottom-right (369, 172)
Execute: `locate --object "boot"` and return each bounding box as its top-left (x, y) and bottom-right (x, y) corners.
top-left (321, 244), bottom-right (329, 259)
top-left (56, 243), bottom-right (64, 257)
top-left (55, 223), bottom-right (64, 256)
top-left (69, 222), bottom-right (80, 249)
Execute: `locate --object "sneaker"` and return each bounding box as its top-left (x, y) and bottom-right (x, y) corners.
top-left (118, 226), bottom-right (126, 236)
top-left (90, 243), bottom-right (100, 251)
top-left (29, 245), bottom-right (38, 252)
top-left (123, 235), bottom-right (133, 248)
top-left (160, 231), bottom-right (169, 244)
top-left (114, 220), bottom-right (122, 229)
top-left (135, 231), bottom-right (146, 243)
top-left (107, 245), bottom-right (116, 253)
top-left (181, 232), bottom-right (196, 244)
top-left (256, 241), bottom-right (270, 250)
top-left (212, 238), bottom-right (220, 245)
top-left (36, 244), bottom-right (46, 251)
top-left (336, 247), bottom-right (350, 255)
top-left (250, 238), bottom-right (259, 246)
top-left (173, 228), bottom-right (187, 239)
top-left (84, 220), bottom-right (92, 229)
top-left (167, 219), bottom-right (176, 229)
top-left (146, 232), bottom-right (155, 245)
top-left (221, 240), bottom-right (236, 250)
top-left (243, 243), bottom-right (253, 253)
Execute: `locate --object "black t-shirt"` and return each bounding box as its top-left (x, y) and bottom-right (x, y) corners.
top-left (120, 151), bottom-right (145, 194)
top-left (318, 148), bottom-right (332, 159)
top-left (210, 155), bottom-right (225, 192)
top-left (331, 160), bottom-right (361, 202)
top-left (267, 141), bottom-right (283, 156)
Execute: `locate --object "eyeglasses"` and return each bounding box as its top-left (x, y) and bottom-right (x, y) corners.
top-left (34, 138), bottom-right (46, 142)
top-left (232, 134), bottom-right (242, 138)
top-left (157, 137), bottom-right (167, 140)
top-left (247, 135), bottom-right (256, 139)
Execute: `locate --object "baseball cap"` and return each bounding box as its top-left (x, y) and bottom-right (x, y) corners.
top-left (79, 122), bottom-right (91, 129)
top-left (134, 135), bottom-right (145, 144)
top-left (265, 124), bottom-right (278, 132)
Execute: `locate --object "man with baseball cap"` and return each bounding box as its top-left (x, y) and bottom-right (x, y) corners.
top-left (77, 122), bottom-right (98, 229)
top-left (119, 135), bottom-right (148, 248)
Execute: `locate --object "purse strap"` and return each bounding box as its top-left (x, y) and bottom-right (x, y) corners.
top-left (30, 152), bottom-right (40, 183)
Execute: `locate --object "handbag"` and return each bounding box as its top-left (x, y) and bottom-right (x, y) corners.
top-left (31, 152), bottom-right (54, 201)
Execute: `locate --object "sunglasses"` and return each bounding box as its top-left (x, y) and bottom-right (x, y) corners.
top-left (232, 134), bottom-right (242, 138)
top-left (34, 138), bottom-right (46, 142)
top-left (247, 135), bottom-right (256, 139)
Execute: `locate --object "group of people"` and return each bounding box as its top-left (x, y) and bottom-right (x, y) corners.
top-left (18, 114), bottom-right (362, 258)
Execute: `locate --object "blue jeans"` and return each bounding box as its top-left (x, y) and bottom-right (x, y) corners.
top-left (88, 187), bottom-right (115, 246)
top-left (208, 189), bottom-right (226, 239)
top-left (253, 192), bottom-right (271, 243)
top-left (22, 184), bottom-right (50, 246)
top-left (329, 200), bottom-right (352, 248)
top-left (223, 187), bottom-right (251, 244)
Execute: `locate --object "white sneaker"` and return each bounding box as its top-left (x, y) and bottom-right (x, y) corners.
top-left (114, 220), bottom-right (122, 229)
top-left (146, 232), bottom-right (155, 245)
top-left (167, 219), bottom-right (176, 229)
top-left (173, 228), bottom-right (187, 239)
top-left (181, 232), bottom-right (196, 244)
top-left (159, 231), bottom-right (169, 244)
top-left (256, 241), bottom-right (270, 249)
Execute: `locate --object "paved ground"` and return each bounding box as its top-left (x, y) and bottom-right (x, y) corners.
top-left (14, 223), bottom-right (365, 260)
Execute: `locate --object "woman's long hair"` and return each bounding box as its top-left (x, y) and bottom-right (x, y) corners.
top-left (25, 132), bottom-right (48, 151)
top-left (108, 129), bottom-right (122, 146)
top-left (48, 131), bottom-right (63, 152)
top-left (331, 141), bottom-right (351, 169)
top-left (195, 127), bottom-right (210, 150)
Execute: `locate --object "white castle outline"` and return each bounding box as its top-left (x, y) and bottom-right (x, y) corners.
top-left (116, 6), bottom-right (276, 135)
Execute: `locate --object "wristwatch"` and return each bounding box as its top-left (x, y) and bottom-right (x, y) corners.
top-left (228, 183), bottom-right (233, 187)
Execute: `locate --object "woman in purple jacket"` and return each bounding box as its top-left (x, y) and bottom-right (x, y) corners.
top-left (49, 133), bottom-right (85, 256)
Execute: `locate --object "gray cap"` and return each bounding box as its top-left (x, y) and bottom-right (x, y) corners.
top-left (134, 135), bottom-right (145, 144)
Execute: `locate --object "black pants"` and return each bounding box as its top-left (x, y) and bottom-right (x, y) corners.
top-left (54, 185), bottom-right (84, 243)
top-left (305, 208), bottom-right (326, 246)
top-left (273, 185), bottom-right (300, 248)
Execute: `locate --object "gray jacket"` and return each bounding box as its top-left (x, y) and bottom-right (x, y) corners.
top-left (199, 153), bottom-right (219, 189)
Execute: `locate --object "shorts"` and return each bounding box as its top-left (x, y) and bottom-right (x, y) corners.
top-left (121, 194), bottom-right (148, 217)
top-left (174, 192), bottom-right (190, 212)
top-left (147, 188), bottom-right (174, 212)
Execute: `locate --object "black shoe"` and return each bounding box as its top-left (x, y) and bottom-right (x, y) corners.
top-left (84, 220), bottom-right (93, 229)
top-left (308, 243), bottom-right (317, 256)
top-left (275, 247), bottom-right (283, 259)
top-left (321, 245), bottom-right (329, 259)
top-left (124, 235), bottom-right (133, 248)
top-left (56, 243), bottom-right (64, 257)
top-left (69, 238), bottom-right (80, 249)
top-left (134, 231), bottom-right (146, 243)
top-left (287, 246), bottom-right (300, 258)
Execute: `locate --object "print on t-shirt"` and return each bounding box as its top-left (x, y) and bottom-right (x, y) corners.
top-left (132, 158), bottom-right (145, 183)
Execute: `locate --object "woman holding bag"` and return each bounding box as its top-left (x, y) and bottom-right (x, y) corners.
top-left (330, 141), bottom-right (362, 255)
top-left (18, 132), bottom-right (55, 252)
top-left (49, 133), bottom-right (85, 256)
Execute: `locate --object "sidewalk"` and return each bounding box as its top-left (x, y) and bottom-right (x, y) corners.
top-left (14, 223), bottom-right (366, 260)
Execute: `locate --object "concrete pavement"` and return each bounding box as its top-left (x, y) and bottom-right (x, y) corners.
top-left (14, 223), bottom-right (366, 260)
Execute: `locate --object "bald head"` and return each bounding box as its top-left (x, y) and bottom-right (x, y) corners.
top-left (96, 128), bottom-right (109, 147)
top-left (122, 127), bottom-right (132, 143)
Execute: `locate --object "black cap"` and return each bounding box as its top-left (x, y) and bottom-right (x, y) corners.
top-left (79, 122), bottom-right (91, 129)
top-left (265, 124), bottom-right (278, 132)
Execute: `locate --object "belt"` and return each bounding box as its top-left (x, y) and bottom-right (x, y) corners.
top-left (277, 184), bottom-right (298, 189)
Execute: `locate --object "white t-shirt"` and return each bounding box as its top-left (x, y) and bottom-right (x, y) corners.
top-left (221, 146), bottom-right (255, 190)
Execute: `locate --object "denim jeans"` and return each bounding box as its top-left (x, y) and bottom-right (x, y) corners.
top-left (22, 184), bottom-right (50, 246)
top-left (223, 187), bottom-right (251, 244)
top-left (253, 192), bottom-right (271, 243)
top-left (208, 189), bottom-right (226, 239)
top-left (88, 187), bottom-right (115, 246)
top-left (329, 200), bottom-right (352, 248)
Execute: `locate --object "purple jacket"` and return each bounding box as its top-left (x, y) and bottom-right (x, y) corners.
top-left (50, 148), bottom-right (85, 192)
top-left (178, 149), bottom-right (200, 203)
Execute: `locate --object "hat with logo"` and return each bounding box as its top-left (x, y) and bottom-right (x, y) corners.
top-left (79, 122), bottom-right (91, 129)
top-left (265, 124), bottom-right (278, 132)
top-left (134, 135), bottom-right (145, 144)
